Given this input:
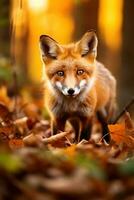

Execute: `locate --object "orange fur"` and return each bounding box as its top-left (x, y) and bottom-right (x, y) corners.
top-left (39, 31), bottom-right (117, 142)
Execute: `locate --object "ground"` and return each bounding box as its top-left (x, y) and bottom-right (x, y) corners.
top-left (0, 87), bottom-right (134, 200)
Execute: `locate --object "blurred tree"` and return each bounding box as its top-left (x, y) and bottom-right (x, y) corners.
top-left (0, 0), bottom-right (10, 56)
top-left (73, 0), bottom-right (99, 40)
top-left (121, 0), bottom-right (134, 108)
top-left (11, 0), bottom-right (29, 83)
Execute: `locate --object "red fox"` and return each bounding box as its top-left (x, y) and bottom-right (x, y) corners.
top-left (39, 31), bottom-right (116, 142)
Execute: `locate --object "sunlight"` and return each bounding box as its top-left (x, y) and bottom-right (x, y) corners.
top-left (28, 0), bottom-right (48, 11)
top-left (27, 0), bottom-right (74, 82)
top-left (11, 0), bottom-right (74, 82)
top-left (98, 0), bottom-right (123, 50)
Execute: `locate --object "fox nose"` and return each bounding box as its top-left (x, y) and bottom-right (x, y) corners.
top-left (67, 88), bottom-right (75, 95)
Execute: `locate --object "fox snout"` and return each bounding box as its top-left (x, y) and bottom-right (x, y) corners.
top-left (63, 86), bottom-right (80, 96)
top-left (55, 80), bottom-right (87, 97)
top-left (67, 88), bottom-right (75, 95)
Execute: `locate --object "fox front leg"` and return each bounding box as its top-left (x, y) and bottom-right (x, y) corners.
top-left (69, 118), bottom-right (81, 143)
top-left (80, 117), bottom-right (93, 141)
top-left (51, 117), bottom-right (66, 135)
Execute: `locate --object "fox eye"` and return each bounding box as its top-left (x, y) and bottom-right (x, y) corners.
top-left (77, 69), bottom-right (84, 75)
top-left (57, 71), bottom-right (64, 76)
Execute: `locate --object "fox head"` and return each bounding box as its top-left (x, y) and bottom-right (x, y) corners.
top-left (39, 31), bottom-right (98, 97)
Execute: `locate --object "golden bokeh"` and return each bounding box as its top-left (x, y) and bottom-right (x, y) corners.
top-left (11, 0), bottom-right (123, 82)
top-left (27, 0), bottom-right (74, 82)
top-left (98, 0), bottom-right (123, 50)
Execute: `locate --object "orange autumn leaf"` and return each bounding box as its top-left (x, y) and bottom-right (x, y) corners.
top-left (108, 124), bottom-right (126, 144)
top-left (0, 87), bottom-right (10, 106)
top-left (108, 123), bottom-right (134, 148)
top-left (9, 139), bottom-right (24, 150)
top-left (63, 145), bottom-right (76, 157)
top-left (0, 125), bottom-right (14, 136)
top-left (0, 103), bottom-right (12, 121)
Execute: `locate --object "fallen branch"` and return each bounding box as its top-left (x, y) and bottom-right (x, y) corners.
top-left (113, 97), bottom-right (134, 124)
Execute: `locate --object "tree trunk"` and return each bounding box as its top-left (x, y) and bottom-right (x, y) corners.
top-left (120, 0), bottom-right (134, 110)
top-left (0, 0), bottom-right (10, 56)
top-left (73, 0), bottom-right (99, 40)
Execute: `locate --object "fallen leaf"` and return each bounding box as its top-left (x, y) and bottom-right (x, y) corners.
top-left (0, 103), bottom-right (12, 122)
top-left (63, 144), bottom-right (76, 157)
top-left (9, 139), bottom-right (24, 149)
top-left (23, 132), bottom-right (44, 146)
top-left (124, 112), bottom-right (134, 130)
top-left (108, 124), bottom-right (126, 144)
top-left (42, 131), bottom-right (71, 145)
top-left (0, 86), bottom-right (10, 106)
top-left (0, 124), bottom-right (14, 136)
top-left (108, 123), bottom-right (134, 149)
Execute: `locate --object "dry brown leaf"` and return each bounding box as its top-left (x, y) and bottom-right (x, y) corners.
top-left (0, 103), bottom-right (12, 121)
top-left (23, 103), bottom-right (40, 118)
top-left (14, 117), bottom-right (29, 135)
top-left (23, 132), bottom-right (44, 146)
top-left (9, 139), bottom-right (24, 149)
top-left (42, 131), bottom-right (71, 145)
top-left (0, 124), bottom-right (14, 136)
top-left (124, 111), bottom-right (134, 130)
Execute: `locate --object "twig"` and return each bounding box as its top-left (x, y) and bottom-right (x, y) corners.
top-left (77, 139), bottom-right (88, 147)
top-left (113, 96), bottom-right (134, 124)
top-left (10, 0), bottom-right (23, 116)
top-left (65, 136), bottom-right (72, 146)
top-left (42, 131), bottom-right (71, 145)
top-left (124, 111), bottom-right (134, 129)
top-left (12, 70), bottom-right (19, 115)
top-left (99, 133), bottom-right (110, 143)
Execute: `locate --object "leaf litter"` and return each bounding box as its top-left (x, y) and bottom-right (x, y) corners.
top-left (0, 87), bottom-right (133, 200)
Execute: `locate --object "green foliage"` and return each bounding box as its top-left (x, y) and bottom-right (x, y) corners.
top-left (41, 107), bottom-right (50, 119)
top-left (119, 159), bottom-right (134, 175)
top-left (0, 66), bottom-right (12, 83)
top-left (0, 57), bottom-right (29, 87)
top-left (0, 18), bottom-right (8, 26)
top-left (0, 152), bottom-right (22, 173)
top-left (75, 0), bottom-right (82, 5)
top-left (76, 154), bottom-right (106, 180)
top-left (0, 57), bottom-right (12, 83)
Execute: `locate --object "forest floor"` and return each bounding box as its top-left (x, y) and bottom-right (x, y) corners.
top-left (0, 86), bottom-right (134, 200)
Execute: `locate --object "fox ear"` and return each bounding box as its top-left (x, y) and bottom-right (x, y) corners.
top-left (39, 35), bottom-right (60, 61)
top-left (77, 31), bottom-right (98, 58)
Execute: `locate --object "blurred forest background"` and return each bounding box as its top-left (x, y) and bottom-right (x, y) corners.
top-left (0, 0), bottom-right (134, 114)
